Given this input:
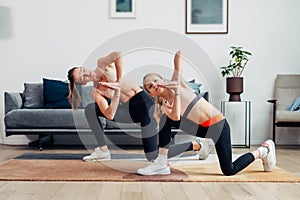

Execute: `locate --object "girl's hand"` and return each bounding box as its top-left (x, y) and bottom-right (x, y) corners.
top-left (172, 50), bottom-right (183, 84)
top-left (98, 82), bottom-right (121, 96)
top-left (98, 82), bottom-right (120, 91)
top-left (174, 51), bottom-right (182, 70)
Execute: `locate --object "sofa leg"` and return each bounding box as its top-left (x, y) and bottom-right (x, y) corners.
top-left (38, 135), bottom-right (43, 151)
top-left (50, 135), bottom-right (54, 147)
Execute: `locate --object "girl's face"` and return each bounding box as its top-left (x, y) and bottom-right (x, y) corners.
top-left (73, 67), bottom-right (95, 85)
top-left (143, 74), bottom-right (166, 97)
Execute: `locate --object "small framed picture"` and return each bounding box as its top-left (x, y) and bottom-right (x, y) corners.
top-left (186, 0), bottom-right (228, 34)
top-left (110, 0), bottom-right (136, 18)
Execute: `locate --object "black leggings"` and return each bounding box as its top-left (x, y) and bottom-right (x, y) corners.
top-left (159, 114), bottom-right (255, 176)
top-left (85, 91), bottom-right (194, 161)
top-left (85, 91), bottom-right (158, 161)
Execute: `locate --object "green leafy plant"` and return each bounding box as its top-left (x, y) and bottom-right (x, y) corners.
top-left (220, 46), bottom-right (252, 77)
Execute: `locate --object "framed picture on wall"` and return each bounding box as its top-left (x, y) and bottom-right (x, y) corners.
top-left (185, 0), bottom-right (228, 34)
top-left (110, 0), bottom-right (136, 18)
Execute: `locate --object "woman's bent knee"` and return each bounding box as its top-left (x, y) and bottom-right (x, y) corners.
top-left (84, 103), bottom-right (95, 116)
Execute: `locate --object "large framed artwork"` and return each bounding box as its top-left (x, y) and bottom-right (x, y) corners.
top-left (110, 0), bottom-right (136, 18)
top-left (186, 0), bottom-right (228, 34)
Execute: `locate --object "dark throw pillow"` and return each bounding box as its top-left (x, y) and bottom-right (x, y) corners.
top-left (23, 83), bottom-right (44, 108)
top-left (43, 78), bottom-right (71, 108)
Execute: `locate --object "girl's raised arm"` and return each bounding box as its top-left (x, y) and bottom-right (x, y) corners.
top-left (171, 51), bottom-right (183, 82)
top-left (97, 51), bottom-right (123, 82)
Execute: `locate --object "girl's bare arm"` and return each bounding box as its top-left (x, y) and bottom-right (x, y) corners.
top-left (93, 83), bottom-right (120, 120)
top-left (97, 52), bottom-right (123, 82)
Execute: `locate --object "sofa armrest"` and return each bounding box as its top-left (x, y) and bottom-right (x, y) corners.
top-left (4, 92), bottom-right (23, 114)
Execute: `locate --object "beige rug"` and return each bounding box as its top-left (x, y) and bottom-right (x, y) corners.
top-left (0, 154), bottom-right (299, 182)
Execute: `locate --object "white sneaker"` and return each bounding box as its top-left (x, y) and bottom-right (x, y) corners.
top-left (137, 157), bottom-right (170, 176)
top-left (195, 137), bottom-right (214, 160)
top-left (83, 147), bottom-right (111, 162)
top-left (261, 139), bottom-right (276, 172)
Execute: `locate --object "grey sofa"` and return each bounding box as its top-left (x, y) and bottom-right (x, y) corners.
top-left (4, 79), bottom-right (207, 150)
top-left (268, 74), bottom-right (300, 143)
top-left (4, 83), bottom-right (143, 150)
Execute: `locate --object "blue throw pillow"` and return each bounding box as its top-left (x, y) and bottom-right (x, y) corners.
top-left (186, 79), bottom-right (202, 94)
top-left (43, 78), bottom-right (71, 108)
top-left (287, 96), bottom-right (300, 112)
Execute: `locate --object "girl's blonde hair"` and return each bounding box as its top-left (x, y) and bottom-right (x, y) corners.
top-left (143, 73), bottom-right (165, 124)
top-left (67, 67), bottom-right (82, 110)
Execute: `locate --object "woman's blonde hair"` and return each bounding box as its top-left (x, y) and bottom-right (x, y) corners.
top-left (143, 73), bottom-right (165, 123)
top-left (67, 67), bottom-right (82, 110)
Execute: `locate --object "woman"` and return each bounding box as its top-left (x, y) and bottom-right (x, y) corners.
top-left (137, 51), bottom-right (276, 176)
top-left (67, 51), bottom-right (212, 162)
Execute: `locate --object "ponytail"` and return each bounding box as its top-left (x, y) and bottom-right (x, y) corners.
top-left (67, 67), bottom-right (82, 110)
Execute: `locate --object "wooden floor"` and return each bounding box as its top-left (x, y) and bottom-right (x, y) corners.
top-left (0, 144), bottom-right (299, 200)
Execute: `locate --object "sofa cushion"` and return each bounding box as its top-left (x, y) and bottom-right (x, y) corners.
top-left (276, 111), bottom-right (300, 122)
top-left (43, 78), bottom-right (71, 109)
top-left (23, 83), bottom-right (44, 108)
top-left (5, 109), bottom-right (89, 129)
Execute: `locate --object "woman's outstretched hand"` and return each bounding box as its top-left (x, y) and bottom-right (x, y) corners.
top-left (98, 82), bottom-right (119, 89)
top-left (98, 82), bottom-right (121, 95)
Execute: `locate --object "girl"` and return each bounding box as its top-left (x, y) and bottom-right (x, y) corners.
top-left (137, 51), bottom-right (276, 176)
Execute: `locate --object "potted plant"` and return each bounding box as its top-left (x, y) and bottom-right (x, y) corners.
top-left (220, 46), bottom-right (252, 101)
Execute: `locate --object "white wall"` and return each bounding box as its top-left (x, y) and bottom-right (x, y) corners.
top-left (1, 0), bottom-right (299, 145)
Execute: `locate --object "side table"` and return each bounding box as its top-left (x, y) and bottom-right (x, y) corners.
top-left (221, 101), bottom-right (251, 148)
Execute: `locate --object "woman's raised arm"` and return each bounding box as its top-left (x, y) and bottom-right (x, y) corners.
top-left (171, 51), bottom-right (183, 82)
top-left (97, 51), bottom-right (123, 82)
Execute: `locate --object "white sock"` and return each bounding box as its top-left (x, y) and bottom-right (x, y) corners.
top-left (157, 154), bottom-right (168, 165)
top-left (194, 138), bottom-right (203, 151)
top-left (258, 146), bottom-right (269, 158)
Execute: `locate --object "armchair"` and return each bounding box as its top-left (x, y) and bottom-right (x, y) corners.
top-left (268, 74), bottom-right (300, 143)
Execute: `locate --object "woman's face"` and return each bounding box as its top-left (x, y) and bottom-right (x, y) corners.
top-left (73, 67), bottom-right (95, 85)
top-left (143, 74), bottom-right (166, 97)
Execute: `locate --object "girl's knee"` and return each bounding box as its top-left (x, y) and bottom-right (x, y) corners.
top-left (222, 168), bottom-right (237, 176)
top-left (84, 103), bottom-right (95, 116)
